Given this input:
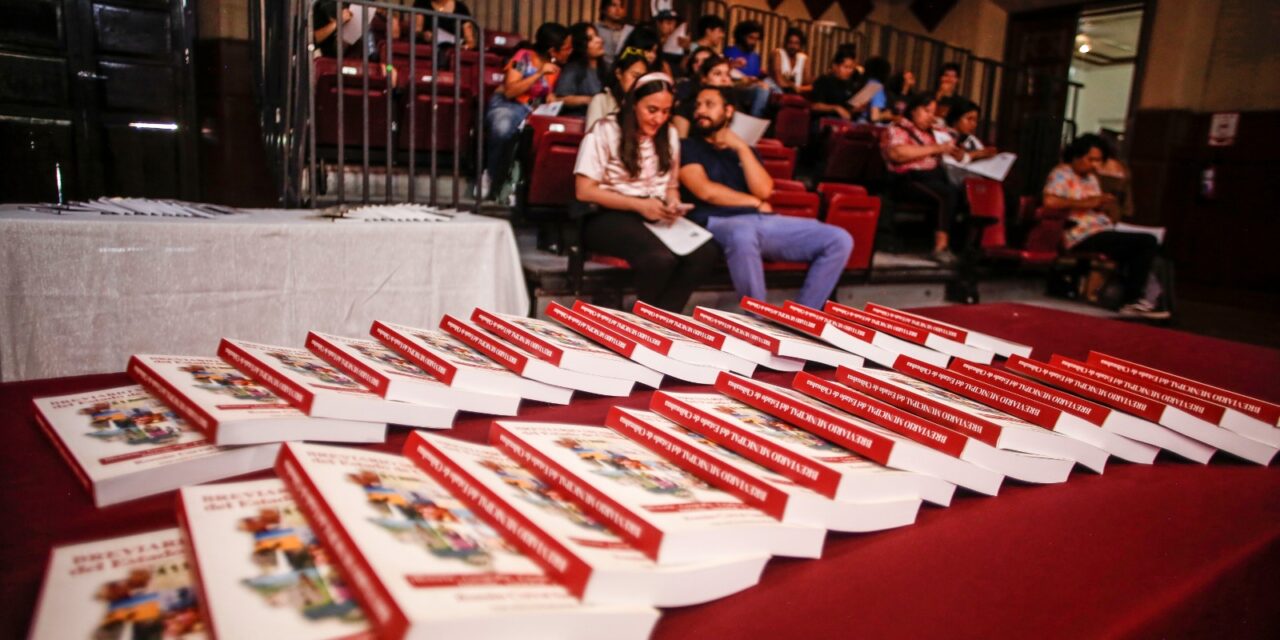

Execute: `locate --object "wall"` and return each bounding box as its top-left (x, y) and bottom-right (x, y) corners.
top-left (1068, 60), bottom-right (1134, 135)
top-left (868, 0), bottom-right (1008, 60)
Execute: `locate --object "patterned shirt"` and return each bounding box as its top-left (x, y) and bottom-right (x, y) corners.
top-left (574, 116), bottom-right (680, 199)
top-left (882, 120), bottom-right (940, 174)
top-left (1043, 163), bottom-right (1113, 249)
top-left (503, 49), bottom-right (558, 106)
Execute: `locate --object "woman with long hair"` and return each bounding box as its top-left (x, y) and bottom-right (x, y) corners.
top-left (555, 22), bottom-right (607, 116)
top-left (574, 73), bottom-right (720, 311)
top-left (586, 48), bottom-right (649, 129)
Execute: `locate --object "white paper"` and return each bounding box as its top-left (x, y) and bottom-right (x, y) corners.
top-left (646, 217), bottom-right (714, 256)
top-left (848, 80), bottom-right (882, 111)
top-left (340, 6), bottom-right (373, 45)
top-left (942, 151), bottom-right (1017, 182)
top-left (1114, 222), bottom-right (1166, 244)
top-left (532, 101), bottom-right (564, 118)
top-left (731, 113), bottom-right (771, 147)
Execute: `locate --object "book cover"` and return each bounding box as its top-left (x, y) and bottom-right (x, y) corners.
top-left (128, 355), bottom-right (383, 446)
top-left (405, 432), bottom-right (768, 606)
top-left (305, 332), bottom-right (521, 416)
top-left (633, 301), bottom-right (803, 372)
top-left (471, 307), bottom-right (660, 386)
top-left (370, 320), bottom-right (573, 405)
top-left (275, 442), bottom-right (659, 640)
top-left (547, 302), bottom-right (719, 384)
top-left (490, 421), bottom-right (826, 563)
top-left (734, 298), bottom-right (868, 369)
top-left (821, 301), bottom-right (980, 364)
top-left (29, 528), bottom-right (206, 640)
top-left (863, 302), bottom-right (1033, 358)
top-left (176, 478), bottom-right (370, 639)
top-left (610, 406), bottom-right (920, 532)
top-left (573, 301), bottom-right (756, 375)
top-left (32, 385), bottom-right (279, 507)
top-left (781, 301), bottom-right (953, 368)
top-left (695, 305), bottom-right (863, 369)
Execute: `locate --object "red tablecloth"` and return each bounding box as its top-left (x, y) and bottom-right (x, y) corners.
top-left (2, 303), bottom-right (1277, 639)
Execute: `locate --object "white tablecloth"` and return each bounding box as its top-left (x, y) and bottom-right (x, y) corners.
top-left (0, 208), bottom-right (529, 381)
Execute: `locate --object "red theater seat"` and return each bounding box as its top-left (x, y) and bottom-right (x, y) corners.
top-left (313, 57), bottom-right (392, 149)
top-left (397, 73), bottom-right (473, 155)
top-left (773, 179), bottom-right (806, 192)
top-left (827, 192), bottom-right (881, 270)
top-left (484, 31), bottom-right (523, 57)
top-left (525, 130), bottom-right (585, 207)
top-left (765, 190), bottom-right (822, 270)
top-left (756, 142), bottom-right (797, 180)
top-left (772, 94), bottom-right (811, 148)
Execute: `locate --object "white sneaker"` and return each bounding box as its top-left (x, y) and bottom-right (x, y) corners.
top-left (1119, 300), bottom-right (1171, 320)
top-left (479, 172), bottom-right (492, 201)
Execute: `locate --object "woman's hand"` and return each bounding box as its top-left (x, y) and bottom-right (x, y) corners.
top-left (539, 60), bottom-right (560, 76)
top-left (635, 197), bottom-right (671, 223)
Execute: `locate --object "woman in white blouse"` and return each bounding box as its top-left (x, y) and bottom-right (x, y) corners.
top-left (574, 72), bottom-right (720, 312)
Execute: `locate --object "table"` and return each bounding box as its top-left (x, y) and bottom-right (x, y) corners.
top-left (0, 208), bottom-right (529, 382)
top-left (1, 303), bottom-right (1277, 639)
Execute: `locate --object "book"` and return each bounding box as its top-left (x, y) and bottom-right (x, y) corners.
top-left (573, 301), bottom-right (757, 375)
top-left (471, 307), bottom-right (662, 387)
top-left (490, 420), bottom-right (827, 562)
top-left (730, 112), bottom-right (771, 146)
top-left (838, 363), bottom-right (1109, 473)
top-left (633, 301), bottom-right (802, 372)
top-left (305, 332), bottom-right (521, 416)
top-left (546, 302), bottom-right (721, 384)
top-left (1086, 351), bottom-right (1280, 446)
top-left (128, 355), bottom-right (385, 446)
top-left (219, 339), bottom-right (452, 429)
top-left (942, 151), bottom-right (1017, 182)
top-left (1048, 355), bottom-right (1277, 465)
top-left (31, 385), bottom-right (279, 508)
top-left (1112, 222), bottom-right (1166, 244)
top-left (29, 527), bottom-right (205, 640)
top-left (439, 315), bottom-right (632, 397)
top-left (792, 371), bottom-right (1072, 484)
top-left (650, 388), bottom-right (953, 506)
top-left (715, 371), bottom-right (1001, 496)
top-left (823, 301), bottom-right (994, 364)
top-left (787, 302), bottom-right (952, 367)
top-left (862, 302), bottom-right (1033, 358)
top-left (937, 358), bottom-right (1161, 464)
top-left (370, 320), bottom-right (574, 405)
top-left (275, 442), bottom-right (660, 640)
top-left (176, 479), bottom-right (370, 639)
top-left (1001, 355), bottom-right (1217, 463)
top-left (747, 299), bottom-right (905, 368)
top-left (405, 432), bottom-right (769, 606)
top-left (696, 305), bottom-right (864, 369)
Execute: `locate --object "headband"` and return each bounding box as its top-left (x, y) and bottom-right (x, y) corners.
top-left (634, 72), bottom-right (674, 89)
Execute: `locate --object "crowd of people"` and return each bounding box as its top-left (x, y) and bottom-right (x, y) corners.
top-left (312, 0), bottom-right (1171, 320)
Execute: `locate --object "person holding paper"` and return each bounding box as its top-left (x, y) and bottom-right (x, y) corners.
top-left (587, 48), bottom-right (650, 129)
top-left (809, 48), bottom-right (862, 122)
top-left (944, 100), bottom-right (998, 160)
top-left (679, 86), bottom-right (853, 309)
top-left (312, 1), bottom-right (386, 60)
top-left (410, 0), bottom-right (475, 51)
top-left (575, 73), bottom-right (720, 312)
top-left (556, 23), bottom-right (608, 116)
top-left (882, 92), bottom-right (964, 265)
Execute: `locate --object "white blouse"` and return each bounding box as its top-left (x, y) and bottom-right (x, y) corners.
top-left (574, 116), bottom-right (680, 199)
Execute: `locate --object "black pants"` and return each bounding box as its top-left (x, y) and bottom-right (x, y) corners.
top-left (582, 209), bottom-right (722, 313)
top-left (892, 166), bottom-right (962, 235)
top-left (1073, 230), bottom-right (1159, 302)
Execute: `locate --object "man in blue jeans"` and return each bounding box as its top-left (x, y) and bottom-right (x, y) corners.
top-left (679, 86), bottom-right (853, 309)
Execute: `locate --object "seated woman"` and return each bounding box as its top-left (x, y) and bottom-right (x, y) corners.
top-left (1044, 134), bottom-right (1168, 319)
top-left (671, 54), bottom-right (747, 138)
top-left (621, 26), bottom-right (675, 79)
top-left (858, 57), bottom-right (893, 123)
top-left (483, 22), bottom-right (572, 199)
top-left (881, 92), bottom-right (963, 265)
top-left (586, 48), bottom-right (649, 130)
top-left (944, 99), bottom-right (998, 160)
top-left (766, 28), bottom-right (812, 94)
top-left (574, 72), bottom-right (721, 312)
top-left (555, 22), bottom-right (607, 117)
top-left (884, 70), bottom-right (915, 118)
top-left (411, 0), bottom-right (475, 52)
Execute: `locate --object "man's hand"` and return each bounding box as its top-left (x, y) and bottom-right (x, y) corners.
top-left (835, 106), bottom-right (852, 120)
top-left (341, 8), bottom-right (354, 23)
top-left (757, 201), bottom-right (773, 213)
top-left (715, 127), bottom-right (749, 152)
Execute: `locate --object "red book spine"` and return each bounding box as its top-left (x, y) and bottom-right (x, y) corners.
top-left (835, 365), bottom-right (1003, 447)
top-left (1088, 351), bottom-right (1280, 425)
top-left (693, 308), bottom-right (779, 352)
top-left (1051, 355), bottom-right (1226, 425)
top-left (370, 321), bottom-right (458, 385)
top-left (949, 359), bottom-right (1112, 426)
top-left (218, 340), bottom-right (315, 414)
top-left (306, 333), bottom-right (389, 396)
top-left (1005, 356), bottom-right (1164, 422)
top-left (574, 302), bottom-right (674, 354)
top-left (714, 372), bottom-right (897, 467)
top-left (174, 495), bottom-right (224, 640)
top-left (864, 303), bottom-right (968, 341)
top-left (440, 315), bottom-right (530, 373)
top-left (31, 404), bottom-right (93, 496)
top-left (739, 297), bottom-right (824, 337)
top-left (633, 301), bottom-right (726, 349)
top-left (823, 301), bottom-right (929, 344)
top-left (490, 425), bottom-right (663, 560)
top-left (276, 446), bottom-right (410, 639)
top-left (471, 308), bottom-right (564, 365)
top-left (403, 433), bottom-right (592, 599)
top-left (792, 372), bottom-right (969, 458)
top-left (888, 357), bottom-right (1064, 431)
top-left (127, 356), bottom-right (222, 439)
top-left (545, 302), bottom-right (639, 358)
top-left (782, 302), bottom-right (877, 343)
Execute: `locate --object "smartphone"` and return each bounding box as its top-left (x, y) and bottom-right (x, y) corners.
top-left (676, 203), bottom-right (695, 213)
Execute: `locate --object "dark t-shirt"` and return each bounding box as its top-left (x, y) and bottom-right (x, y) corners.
top-left (414, 0), bottom-right (472, 38)
top-left (811, 73), bottom-right (859, 107)
top-left (679, 136), bottom-right (761, 226)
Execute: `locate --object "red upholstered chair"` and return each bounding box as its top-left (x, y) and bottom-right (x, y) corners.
top-left (525, 131), bottom-right (585, 208)
top-left (381, 39), bottom-right (433, 71)
top-left (396, 71), bottom-right (475, 155)
top-left (772, 94), bottom-right (811, 148)
top-left (818, 117), bottom-right (853, 137)
top-left (820, 127), bottom-right (886, 185)
top-left (1021, 206), bottom-right (1071, 264)
top-left (448, 49), bottom-right (505, 103)
top-left (965, 177), bottom-right (1007, 251)
top-left (313, 57), bottom-right (392, 149)
top-left (525, 115), bottom-right (585, 151)
top-left (826, 192), bottom-right (881, 270)
top-left (756, 142), bottom-right (797, 181)
top-left (764, 190), bottom-right (822, 271)
top-left (816, 182), bottom-right (868, 206)
top-left (483, 31), bottom-right (523, 57)
top-left (773, 179), bottom-right (806, 192)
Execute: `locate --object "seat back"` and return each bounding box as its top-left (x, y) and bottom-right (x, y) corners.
top-left (773, 179), bottom-right (806, 192)
top-left (965, 177), bottom-right (1006, 248)
top-left (821, 131), bottom-right (882, 184)
top-left (756, 143), bottom-right (797, 180)
top-left (397, 75), bottom-right (473, 154)
top-left (526, 131), bottom-right (585, 207)
top-left (827, 192), bottom-right (880, 269)
top-left (526, 115), bottom-right (586, 151)
top-left (768, 190), bottom-right (820, 218)
top-left (773, 95), bottom-right (811, 148)
top-left (1022, 206), bottom-right (1069, 258)
top-left (313, 58), bottom-right (392, 148)
top-left (448, 49), bottom-right (505, 100)
top-left (484, 31), bottom-right (523, 57)
top-left (816, 182), bottom-right (868, 204)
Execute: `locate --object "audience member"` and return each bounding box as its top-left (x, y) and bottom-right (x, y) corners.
top-left (691, 15), bottom-right (727, 54)
top-left (810, 49), bottom-right (861, 121)
top-left (884, 70), bottom-right (916, 117)
top-left (595, 0), bottom-right (635, 67)
top-left (943, 99), bottom-right (997, 160)
top-left (679, 86), bottom-right (853, 308)
top-left (881, 92), bottom-right (963, 265)
top-left (767, 28), bottom-right (812, 94)
top-left (672, 53), bottom-right (748, 138)
top-left (556, 22), bottom-right (607, 116)
top-left (653, 9), bottom-right (687, 73)
top-left (313, 1), bottom-right (387, 60)
top-left (587, 48), bottom-right (650, 129)
top-left (483, 22), bottom-right (572, 199)
top-left (933, 62), bottom-right (962, 123)
top-left (859, 56), bottom-right (893, 122)
top-left (412, 0), bottom-right (475, 51)
top-left (1044, 134), bottom-right (1167, 318)
top-left (575, 72), bottom-right (720, 312)
top-left (722, 20), bottom-right (770, 116)
top-left (622, 26), bottom-right (675, 77)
